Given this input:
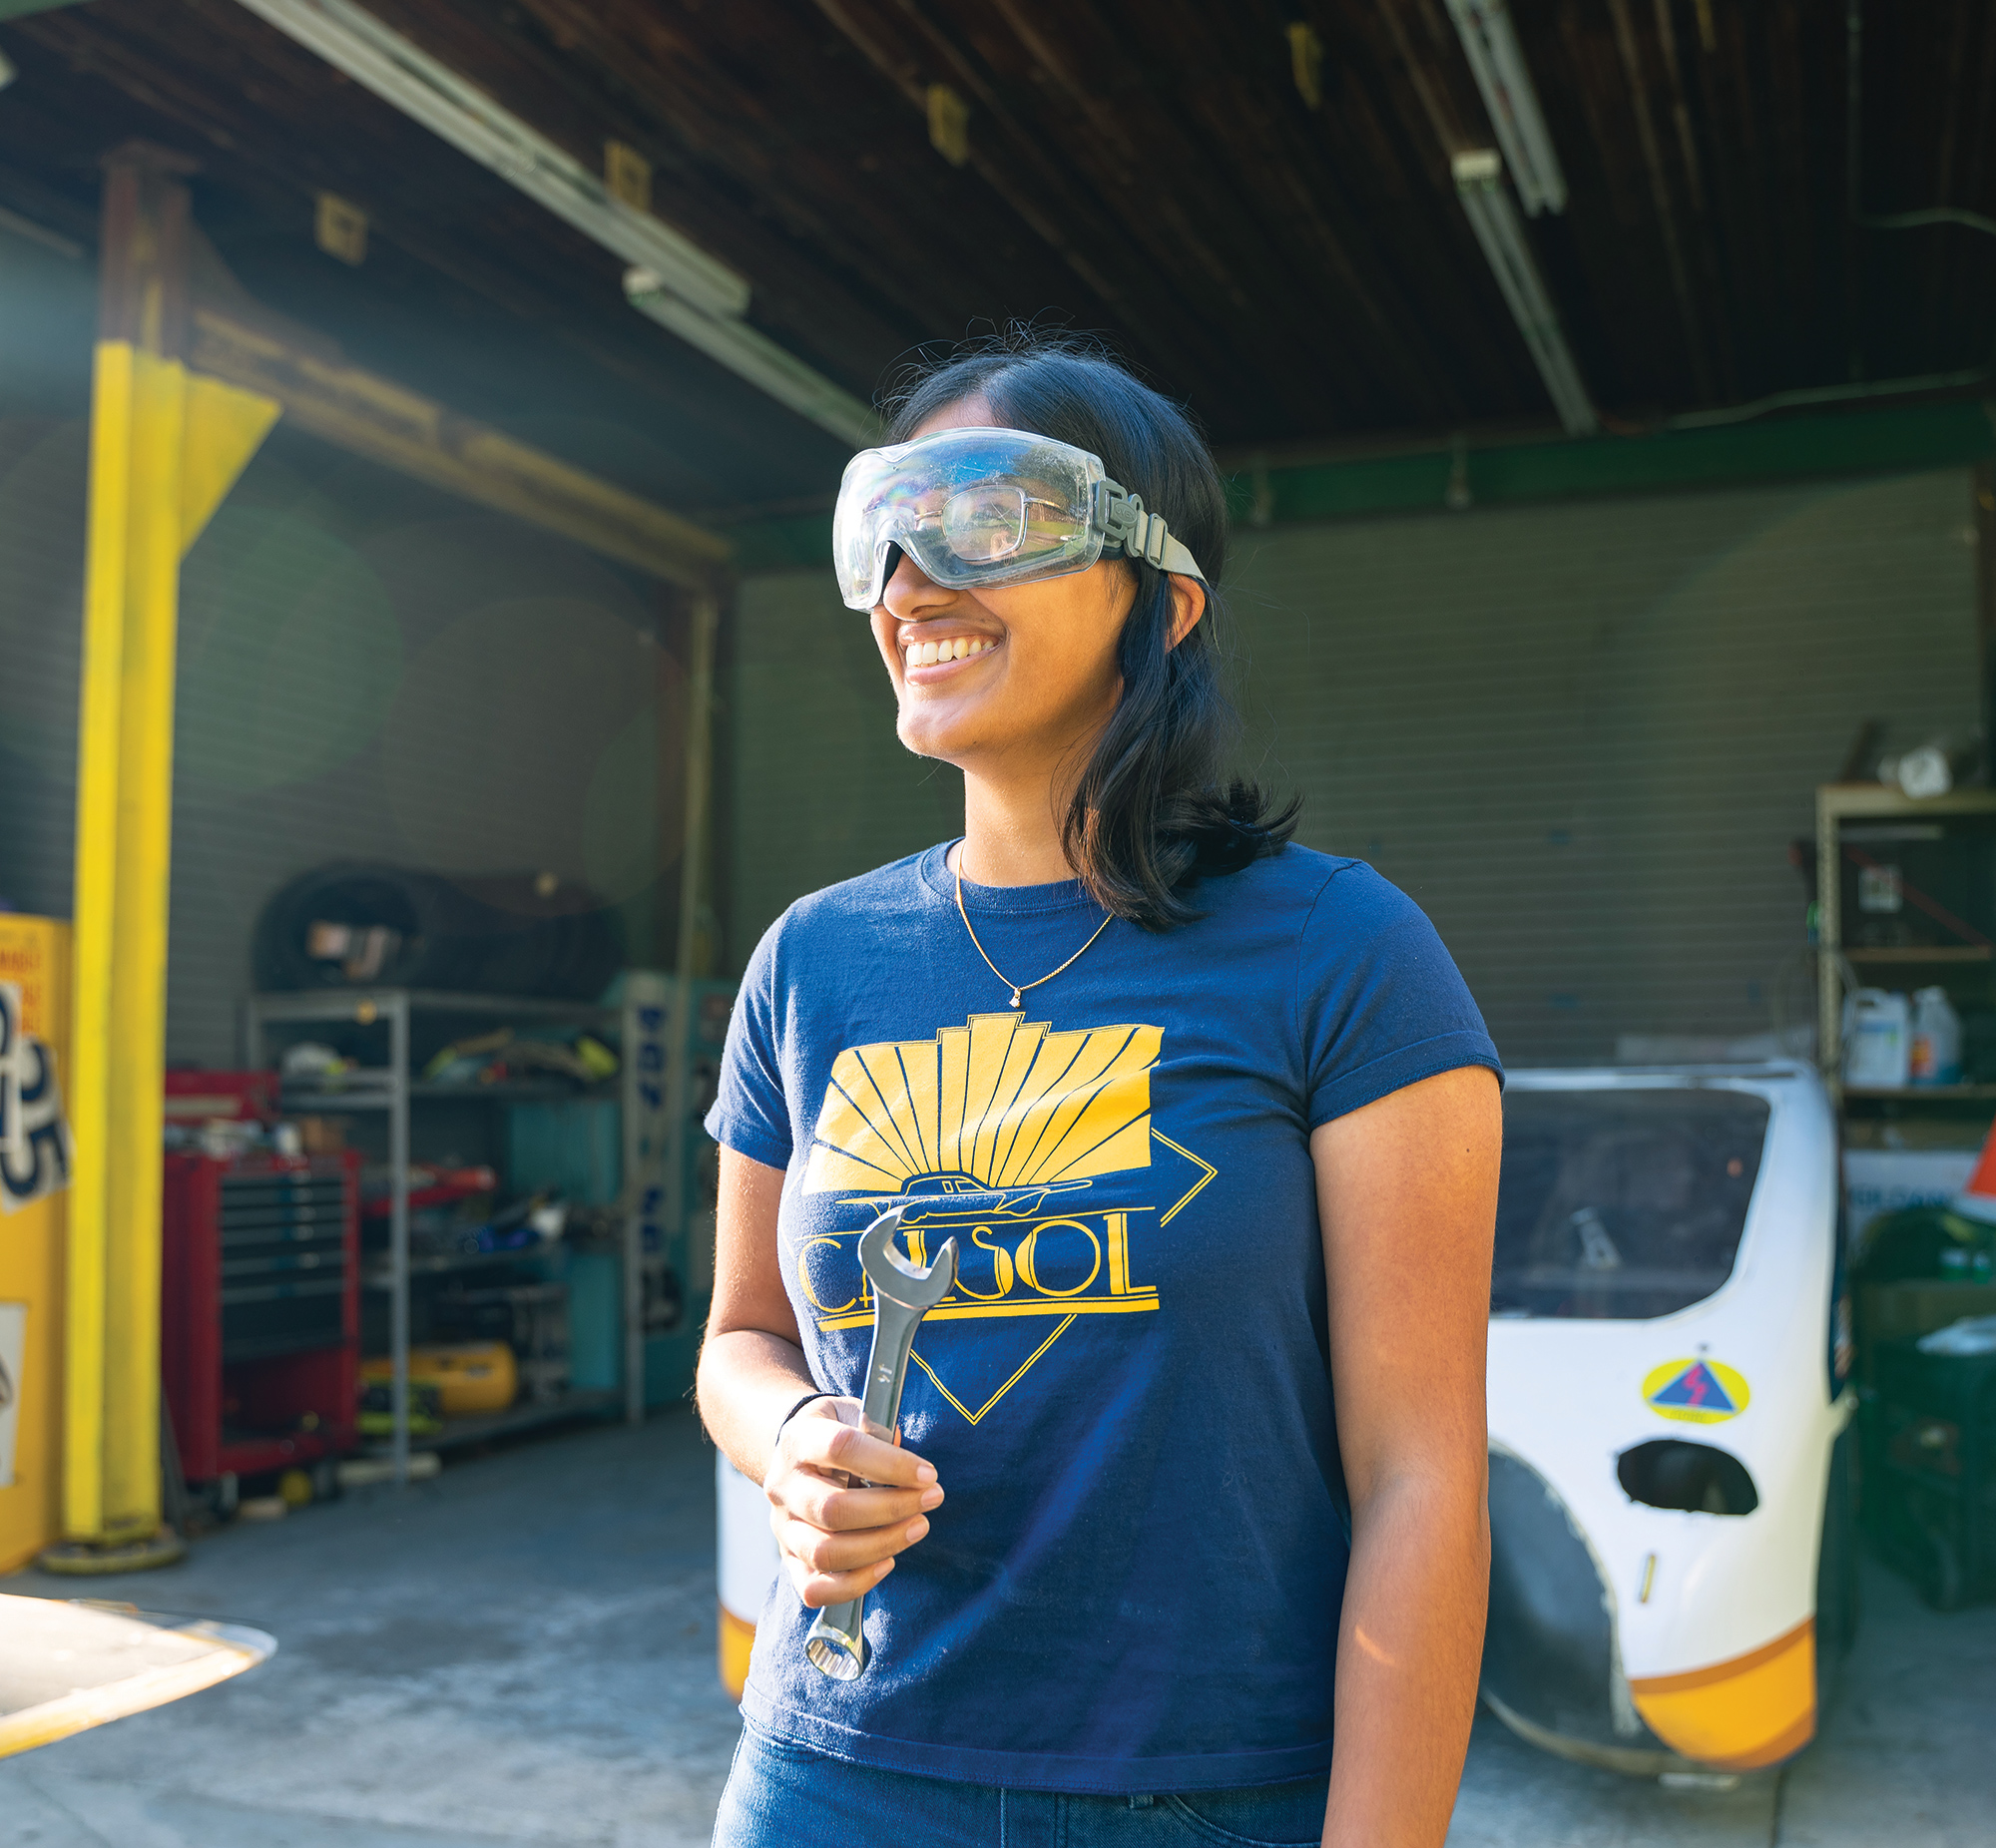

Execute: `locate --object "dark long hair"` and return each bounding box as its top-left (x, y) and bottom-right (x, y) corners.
top-left (883, 334), bottom-right (1297, 930)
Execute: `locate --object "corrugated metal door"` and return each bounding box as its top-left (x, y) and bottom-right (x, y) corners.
top-left (1228, 469), bottom-right (1977, 1062)
top-left (0, 227), bottom-right (94, 921)
top-left (731, 571), bottom-right (964, 953)
top-left (167, 430), bottom-right (673, 1065)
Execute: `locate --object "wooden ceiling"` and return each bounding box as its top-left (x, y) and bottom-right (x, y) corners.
top-left (1, 0), bottom-right (1993, 513)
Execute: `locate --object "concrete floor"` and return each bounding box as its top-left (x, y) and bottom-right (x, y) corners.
top-left (1, 1410), bottom-right (1990, 1847)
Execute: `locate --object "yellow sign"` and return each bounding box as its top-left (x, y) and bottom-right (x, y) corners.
top-left (0, 917), bottom-right (71, 1574)
top-left (1643, 1356), bottom-right (1750, 1424)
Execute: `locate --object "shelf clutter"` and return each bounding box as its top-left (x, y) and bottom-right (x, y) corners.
top-left (154, 969), bottom-right (730, 1512)
top-left (1816, 783), bottom-right (1996, 1097)
top-left (1815, 784), bottom-right (1996, 1609)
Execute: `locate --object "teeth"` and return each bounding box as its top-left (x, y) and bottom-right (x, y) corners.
top-left (904, 638), bottom-right (993, 668)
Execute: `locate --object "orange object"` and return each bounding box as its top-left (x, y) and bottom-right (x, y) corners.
top-left (719, 1604), bottom-right (755, 1700)
top-left (1629, 1617), bottom-right (1815, 1770)
top-left (360, 1343), bottom-right (516, 1417)
top-left (1955, 1121), bottom-right (1996, 1223)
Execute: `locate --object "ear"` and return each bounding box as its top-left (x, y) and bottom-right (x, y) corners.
top-left (1165, 574), bottom-right (1207, 651)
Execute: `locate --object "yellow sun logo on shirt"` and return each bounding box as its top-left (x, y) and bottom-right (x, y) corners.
top-left (796, 1014), bottom-right (1215, 1425)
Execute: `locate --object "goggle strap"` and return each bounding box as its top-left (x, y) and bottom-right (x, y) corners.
top-left (1095, 480), bottom-right (1208, 585)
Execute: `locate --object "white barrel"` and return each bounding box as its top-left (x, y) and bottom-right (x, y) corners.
top-left (716, 1452), bottom-right (780, 1697)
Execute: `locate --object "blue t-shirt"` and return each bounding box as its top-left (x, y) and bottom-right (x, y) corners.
top-left (706, 840), bottom-right (1500, 1793)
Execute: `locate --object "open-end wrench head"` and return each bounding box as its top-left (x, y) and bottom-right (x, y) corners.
top-left (858, 1207), bottom-right (958, 1310)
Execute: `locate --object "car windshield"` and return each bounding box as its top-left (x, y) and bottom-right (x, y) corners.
top-left (1492, 1087), bottom-right (1769, 1320)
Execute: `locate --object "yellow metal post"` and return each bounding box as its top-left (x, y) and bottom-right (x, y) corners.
top-left (57, 149), bottom-right (278, 1561)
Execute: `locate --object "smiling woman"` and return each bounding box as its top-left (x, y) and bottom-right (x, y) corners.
top-left (697, 333), bottom-right (1505, 1848)
top-left (857, 346), bottom-right (1287, 928)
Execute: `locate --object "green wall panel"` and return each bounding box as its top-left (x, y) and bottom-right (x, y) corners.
top-left (729, 398), bottom-right (1996, 574)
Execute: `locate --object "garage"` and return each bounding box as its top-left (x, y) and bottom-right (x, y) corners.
top-left (2, 3), bottom-right (1994, 1843)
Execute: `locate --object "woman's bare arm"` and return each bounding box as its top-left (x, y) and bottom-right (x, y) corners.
top-left (699, 1149), bottom-right (818, 1478)
top-left (698, 1147), bottom-right (943, 1610)
top-left (1312, 1065), bottom-right (1502, 1848)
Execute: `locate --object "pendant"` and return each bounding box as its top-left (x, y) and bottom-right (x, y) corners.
top-left (1009, 990), bottom-right (1022, 1009)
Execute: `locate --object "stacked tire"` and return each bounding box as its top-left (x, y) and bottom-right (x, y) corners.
top-left (251, 862), bottom-right (623, 1000)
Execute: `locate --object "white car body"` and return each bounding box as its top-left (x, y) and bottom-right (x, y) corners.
top-left (1483, 1063), bottom-right (1855, 1774)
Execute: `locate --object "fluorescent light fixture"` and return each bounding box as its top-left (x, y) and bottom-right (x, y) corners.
top-left (1446, 0), bottom-right (1568, 217)
top-left (1452, 151), bottom-right (1597, 436)
top-left (233, 0), bottom-right (877, 444)
top-left (624, 268), bottom-right (877, 445)
top-left (0, 48), bottom-right (15, 92)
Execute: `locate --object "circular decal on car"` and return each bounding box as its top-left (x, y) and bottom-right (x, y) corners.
top-left (1642, 1357), bottom-right (1749, 1424)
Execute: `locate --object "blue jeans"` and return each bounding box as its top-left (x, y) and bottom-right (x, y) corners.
top-left (713, 1723), bottom-right (1330, 1848)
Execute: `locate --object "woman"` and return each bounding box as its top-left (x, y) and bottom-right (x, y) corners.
top-left (700, 338), bottom-right (1502, 1848)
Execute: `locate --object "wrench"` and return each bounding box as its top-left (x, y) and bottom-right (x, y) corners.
top-left (804, 1206), bottom-right (958, 1681)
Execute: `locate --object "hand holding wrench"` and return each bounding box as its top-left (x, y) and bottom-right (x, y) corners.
top-left (804, 1207), bottom-right (958, 1681)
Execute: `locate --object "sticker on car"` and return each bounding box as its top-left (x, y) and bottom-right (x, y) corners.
top-left (1642, 1357), bottom-right (1750, 1423)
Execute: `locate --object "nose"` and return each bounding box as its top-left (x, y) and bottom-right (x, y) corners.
top-left (879, 548), bottom-right (956, 623)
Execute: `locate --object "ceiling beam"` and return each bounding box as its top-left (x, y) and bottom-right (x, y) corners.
top-left (182, 222), bottom-right (732, 586)
top-left (230, 0), bottom-right (877, 444)
top-left (189, 299), bottom-right (732, 587)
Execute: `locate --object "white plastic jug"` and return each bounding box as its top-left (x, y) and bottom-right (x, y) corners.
top-left (1909, 985), bottom-right (1964, 1086)
top-left (1843, 989), bottom-right (1911, 1089)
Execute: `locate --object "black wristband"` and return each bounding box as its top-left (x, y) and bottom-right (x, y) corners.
top-left (776, 1389), bottom-right (838, 1448)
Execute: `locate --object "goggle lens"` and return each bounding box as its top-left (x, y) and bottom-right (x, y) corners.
top-left (941, 482), bottom-right (1029, 564)
top-left (834, 427), bottom-right (1202, 611)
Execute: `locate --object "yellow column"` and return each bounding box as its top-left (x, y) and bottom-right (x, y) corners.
top-left (58, 150), bottom-right (278, 1558)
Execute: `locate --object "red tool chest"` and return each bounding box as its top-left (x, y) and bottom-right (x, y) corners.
top-left (162, 1151), bottom-right (361, 1485)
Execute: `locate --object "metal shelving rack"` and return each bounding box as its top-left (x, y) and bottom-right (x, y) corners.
top-left (243, 985), bottom-right (671, 1484)
top-left (1816, 784), bottom-right (1996, 1099)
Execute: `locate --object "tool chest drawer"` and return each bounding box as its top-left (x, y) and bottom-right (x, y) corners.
top-left (163, 1149), bottom-right (360, 1482)
top-left (219, 1238), bottom-right (346, 1276)
top-left (220, 1174), bottom-right (347, 1224)
top-left (219, 1277), bottom-right (349, 1361)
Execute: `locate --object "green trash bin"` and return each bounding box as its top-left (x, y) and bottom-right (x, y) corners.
top-left (1864, 1331), bottom-right (1996, 1610)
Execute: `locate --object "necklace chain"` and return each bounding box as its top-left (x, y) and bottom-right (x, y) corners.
top-left (954, 860), bottom-right (1116, 1009)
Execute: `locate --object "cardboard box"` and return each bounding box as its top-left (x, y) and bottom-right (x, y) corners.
top-left (1844, 1148), bottom-right (1980, 1246)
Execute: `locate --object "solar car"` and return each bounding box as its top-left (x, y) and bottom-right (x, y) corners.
top-left (1483, 1062), bottom-right (1855, 1775)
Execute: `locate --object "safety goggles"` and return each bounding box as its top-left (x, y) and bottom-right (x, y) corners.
top-left (832, 425), bottom-right (1208, 612)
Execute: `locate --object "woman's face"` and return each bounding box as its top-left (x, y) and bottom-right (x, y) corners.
top-left (869, 396), bottom-right (1139, 778)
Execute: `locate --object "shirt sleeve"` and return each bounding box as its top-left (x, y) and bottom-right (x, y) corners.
top-left (704, 911), bottom-right (794, 1171)
top-left (1296, 863), bottom-right (1503, 1130)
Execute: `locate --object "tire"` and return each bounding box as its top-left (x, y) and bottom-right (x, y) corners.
top-left (1814, 1426), bottom-right (1861, 1711)
top-left (251, 862), bottom-right (621, 1000)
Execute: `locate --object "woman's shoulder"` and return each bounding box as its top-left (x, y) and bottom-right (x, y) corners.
top-left (749, 845), bottom-right (944, 971)
top-left (1205, 842), bottom-right (1418, 933)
